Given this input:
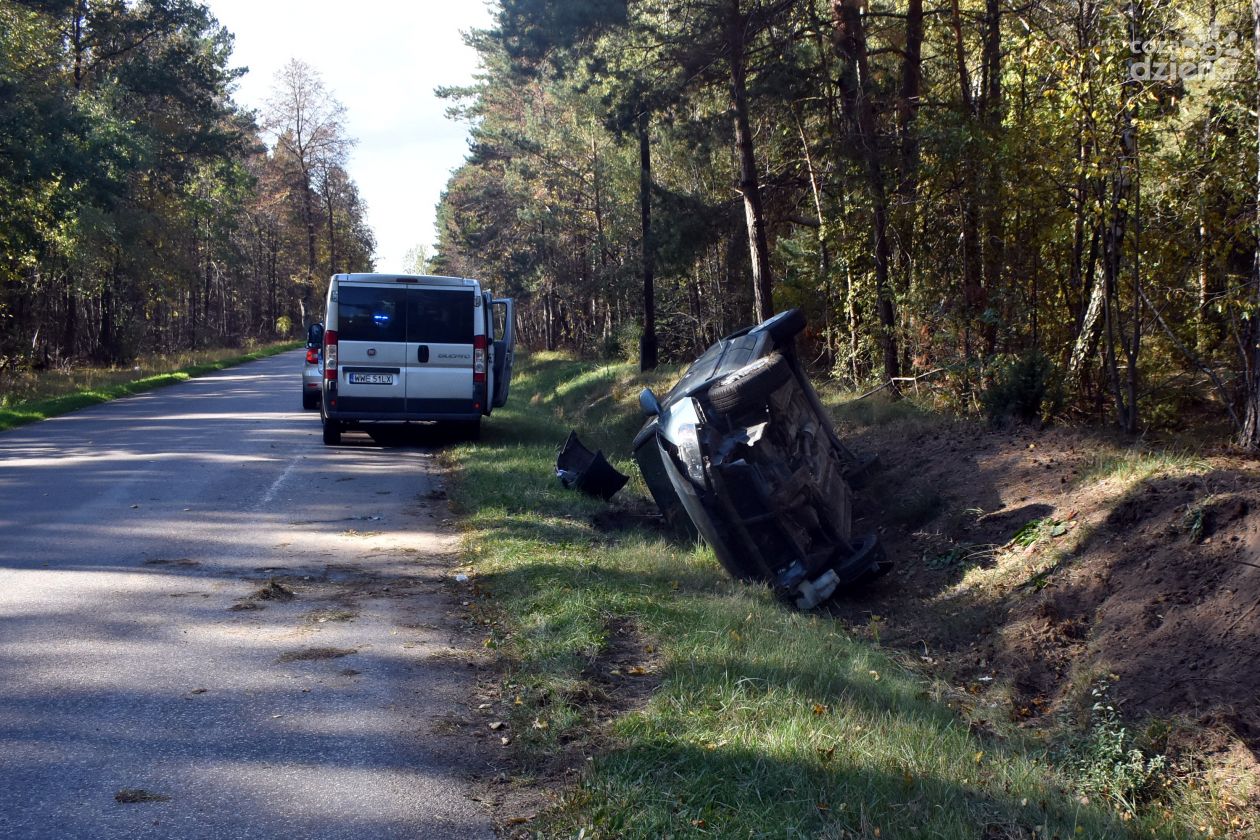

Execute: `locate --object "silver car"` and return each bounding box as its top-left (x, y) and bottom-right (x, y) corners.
top-left (302, 323), bottom-right (323, 410)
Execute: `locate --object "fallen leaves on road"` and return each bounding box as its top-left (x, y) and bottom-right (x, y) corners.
top-left (255, 579), bottom-right (295, 600)
top-left (229, 578), bottom-right (296, 612)
top-left (276, 646), bottom-right (357, 663)
top-left (115, 789), bottom-right (170, 804)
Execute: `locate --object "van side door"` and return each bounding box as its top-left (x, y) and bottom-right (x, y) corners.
top-left (491, 297), bottom-right (515, 408)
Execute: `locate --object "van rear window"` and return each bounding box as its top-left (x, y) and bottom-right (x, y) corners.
top-left (338, 287), bottom-right (406, 342)
top-left (408, 290), bottom-right (474, 344)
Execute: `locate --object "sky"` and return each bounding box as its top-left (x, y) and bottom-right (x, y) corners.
top-left (202, 0), bottom-right (495, 272)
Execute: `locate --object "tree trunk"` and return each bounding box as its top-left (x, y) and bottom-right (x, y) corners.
top-left (894, 0), bottom-right (924, 352)
top-left (1239, 0), bottom-right (1260, 448)
top-left (63, 285), bottom-right (78, 360)
top-left (71, 0), bottom-right (86, 91)
top-left (638, 109), bottom-right (657, 371)
top-left (832, 0), bottom-right (900, 390)
top-left (302, 168), bottom-right (317, 314)
top-left (793, 108), bottom-right (832, 366)
top-left (947, 0), bottom-right (986, 365)
top-left (325, 173), bottom-right (337, 276)
top-left (1100, 0), bottom-right (1141, 434)
top-left (728, 1), bottom-right (774, 322)
top-left (979, 0), bottom-right (1004, 355)
top-left (202, 241), bottom-right (213, 349)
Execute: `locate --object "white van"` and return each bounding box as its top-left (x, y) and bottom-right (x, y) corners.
top-left (319, 273), bottom-right (515, 444)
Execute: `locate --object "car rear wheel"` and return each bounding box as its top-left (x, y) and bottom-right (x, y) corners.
top-left (707, 353), bottom-right (790, 415)
top-left (302, 391), bottom-right (318, 410)
top-left (322, 419), bottom-right (342, 446)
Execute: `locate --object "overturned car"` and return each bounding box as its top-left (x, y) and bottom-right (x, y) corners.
top-left (633, 309), bottom-right (888, 609)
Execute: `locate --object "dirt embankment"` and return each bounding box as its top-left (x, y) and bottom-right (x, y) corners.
top-left (831, 416), bottom-right (1260, 764)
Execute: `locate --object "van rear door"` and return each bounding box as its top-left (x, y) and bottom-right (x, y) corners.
top-left (335, 283), bottom-right (408, 414)
top-left (405, 287), bottom-right (476, 412)
top-left (491, 298), bottom-right (515, 408)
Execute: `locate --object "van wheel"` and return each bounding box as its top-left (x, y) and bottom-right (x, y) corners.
top-left (462, 419), bottom-right (482, 441)
top-left (322, 419), bottom-right (342, 446)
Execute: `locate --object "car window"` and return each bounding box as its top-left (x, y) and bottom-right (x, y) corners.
top-left (338, 286), bottom-right (407, 342)
top-left (408, 290), bottom-right (474, 344)
top-left (664, 333), bottom-right (761, 407)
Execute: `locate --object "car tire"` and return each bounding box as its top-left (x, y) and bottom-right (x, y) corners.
top-left (302, 391), bottom-right (318, 410)
top-left (763, 307), bottom-right (806, 347)
top-left (322, 419), bottom-right (342, 446)
top-left (708, 353), bottom-right (790, 415)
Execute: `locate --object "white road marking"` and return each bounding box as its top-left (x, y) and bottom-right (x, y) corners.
top-left (256, 456), bottom-right (302, 509)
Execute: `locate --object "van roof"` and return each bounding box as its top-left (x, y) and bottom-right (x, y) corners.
top-left (332, 273), bottom-right (479, 287)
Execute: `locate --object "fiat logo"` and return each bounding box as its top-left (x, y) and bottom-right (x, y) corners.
top-left (367, 348), bottom-right (377, 357)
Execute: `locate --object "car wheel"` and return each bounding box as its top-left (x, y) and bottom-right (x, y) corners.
top-left (707, 353), bottom-right (790, 415)
top-left (322, 419), bottom-right (342, 446)
top-left (763, 307), bottom-right (806, 347)
top-left (302, 391), bottom-right (318, 410)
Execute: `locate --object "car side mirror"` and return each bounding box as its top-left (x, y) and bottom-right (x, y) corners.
top-left (639, 388), bottom-right (661, 417)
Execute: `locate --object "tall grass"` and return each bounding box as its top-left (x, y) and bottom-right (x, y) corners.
top-left (1075, 449), bottom-right (1210, 488)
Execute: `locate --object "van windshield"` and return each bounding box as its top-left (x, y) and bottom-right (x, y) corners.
top-left (408, 290), bottom-right (474, 344)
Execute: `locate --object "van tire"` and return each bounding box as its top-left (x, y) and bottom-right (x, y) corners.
top-left (462, 419), bottom-right (482, 441)
top-left (708, 354), bottom-right (790, 415)
top-left (322, 419), bottom-right (342, 446)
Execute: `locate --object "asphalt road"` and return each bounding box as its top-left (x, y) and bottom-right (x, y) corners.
top-left (0, 351), bottom-right (495, 839)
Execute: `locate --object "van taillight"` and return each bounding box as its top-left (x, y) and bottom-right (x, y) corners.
top-left (473, 334), bottom-right (487, 383)
top-left (324, 329), bottom-right (338, 380)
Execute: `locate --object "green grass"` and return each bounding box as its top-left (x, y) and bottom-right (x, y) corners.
top-left (1075, 449), bottom-right (1210, 489)
top-left (0, 341), bottom-right (300, 432)
top-left (448, 352), bottom-right (1228, 839)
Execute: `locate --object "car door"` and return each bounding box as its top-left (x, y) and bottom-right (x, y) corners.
top-left (335, 283), bottom-right (407, 413)
top-left (491, 297), bottom-right (515, 408)
top-left (405, 287), bottom-right (476, 411)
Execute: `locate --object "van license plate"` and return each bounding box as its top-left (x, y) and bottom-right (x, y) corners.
top-left (348, 373), bottom-right (393, 385)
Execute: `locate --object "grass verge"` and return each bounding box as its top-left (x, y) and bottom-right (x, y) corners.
top-left (0, 341), bottom-right (300, 432)
top-left (446, 351), bottom-right (1219, 839)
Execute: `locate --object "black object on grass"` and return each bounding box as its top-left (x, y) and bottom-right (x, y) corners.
top-left (556, 431), bottom-right (629, 501)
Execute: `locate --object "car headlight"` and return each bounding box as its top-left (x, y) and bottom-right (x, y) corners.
top-left (661, 399), bottom-right (707, 487)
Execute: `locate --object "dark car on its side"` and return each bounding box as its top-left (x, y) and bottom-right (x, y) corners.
top-left (633, 309), bottom-right (888, 610)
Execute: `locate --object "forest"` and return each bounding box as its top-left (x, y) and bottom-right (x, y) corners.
top-left (4, 0), bottom-right (1260, 445)
top-left (0, 0), bottom-right (374, 370)
top-left (432, 0), bottom-right (1260, 444)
